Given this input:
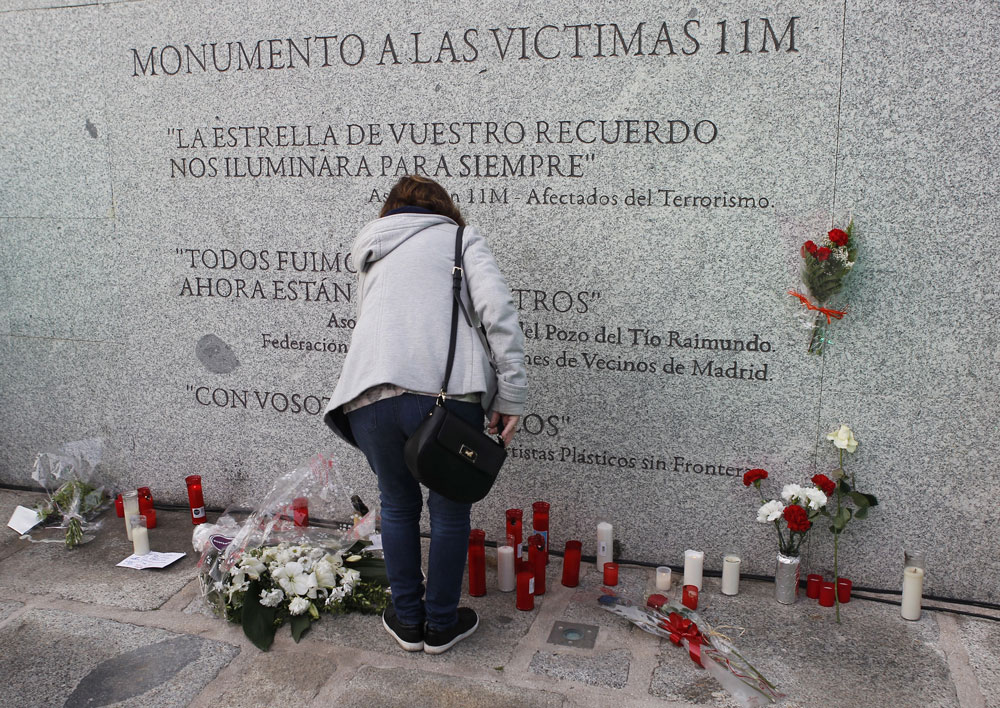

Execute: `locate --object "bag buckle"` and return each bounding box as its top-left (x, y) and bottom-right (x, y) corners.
top-left (459, 444), bottom-right (478, 462)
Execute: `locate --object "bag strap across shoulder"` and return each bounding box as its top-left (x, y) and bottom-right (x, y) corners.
top-left (439, 225), bottom-right (465, 400)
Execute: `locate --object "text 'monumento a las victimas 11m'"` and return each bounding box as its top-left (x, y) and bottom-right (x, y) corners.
top-left (0, 1), bottom-right (997, 603)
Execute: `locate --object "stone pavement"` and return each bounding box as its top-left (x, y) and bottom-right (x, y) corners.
top-left (1, 487), bottom-right (998, 708)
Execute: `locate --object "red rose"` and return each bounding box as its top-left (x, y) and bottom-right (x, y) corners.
top-left (811, 474), bottom-right (836, 496)
top-left (828, 228), bottom-right (849, 246)
top-left (801, 240), bottom-right (819, 258)
top-left (743, 468), bottom-right (768, 487)
top-left (783, 504), bottom-right (811, 532)
top-left (815, 247), bottom-right (832, 261)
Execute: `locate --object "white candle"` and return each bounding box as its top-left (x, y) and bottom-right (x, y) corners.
top-left (721, 554), bottom-right (741, 595)
top-left (596, 522), bottom-right (614, 573)
top-left (655, 566), bottom-right (672, 591)
top-left (130, 516), bottom-right (150, 555)
top-left (497, 545), bottom-right (516, 592)
top-left (901, 566), bottom-right (924, 620)
top-left (683, 549), bottom-right (704, 590)
top-left (122, 491), bottom-right (140, 541)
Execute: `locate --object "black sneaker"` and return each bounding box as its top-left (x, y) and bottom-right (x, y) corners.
top-left (382, 606), bottom-right (424, 652)
top-left (423, 607), bottom-right (479, 655)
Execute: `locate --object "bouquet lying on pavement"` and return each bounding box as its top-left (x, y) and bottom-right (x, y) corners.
top-left (599, 591), bottom-right (781, 707)
top-left (195, 454), bottom-right (388, 651)
top-left (30, 438), bottom-right (110, 548)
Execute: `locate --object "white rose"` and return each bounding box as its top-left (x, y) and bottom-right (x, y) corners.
top-left (288, 596), bottom-right (311, 615)
top-left (757, 500), bottom-right (785, 523)
top-left (240, 557), bottom-right (266, 579)
top-left (826, 424), bottom-right (858, 453)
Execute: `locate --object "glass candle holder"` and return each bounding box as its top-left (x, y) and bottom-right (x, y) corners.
top-left (115, 493), bottom-right (124, 518)
top-left (468, 529), bottom-right (487, 597)
top-left (532, 501), bottom-right (550, 563)
top-left (137, 489), bottom-right (156, 529)
top-left (292, 497), bottom-right (310, 527)
top-left (837, 578), bottom-right (852, 604)
top-left (122, 490), bottom-right (140, 541)
top-left (528, 534), bottom-right (546, 595)
top-left (603, 562), bottom-right (619, 586)
top-left (819, 582), bottom-right (836, 607)
top-left (185, 475), bottom-right (206, 525)
top-left (806, 574), bottom-right (823, 599)
top-left (682, 584), bottom-right (699, 610)
top-left (561, 540), bottom-right (582, 587)
top-left (655, 566), bottom-right (672, 591)
top-left (130, 514), bottom-right (150, 556)
top-left (646, 594), bottom-right (668, 610)
top-left (721, 554), bottom-right (741, 596)
top-left (506, 509), bottom-right (523, 558)
top-left (516, 570), bottom-right (534, 610)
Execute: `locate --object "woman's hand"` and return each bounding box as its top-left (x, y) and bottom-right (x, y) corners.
top-left (488, 412), bottom-right (519, 447)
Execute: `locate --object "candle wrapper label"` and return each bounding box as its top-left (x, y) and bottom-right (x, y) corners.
top-left (598, 541), bottom-right (607, 556)
top-left (528, 577), bottom-right (535, 595)
top-left (191, 506), bottom-right (206, 519)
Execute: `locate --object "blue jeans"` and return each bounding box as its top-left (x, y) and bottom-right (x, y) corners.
top-left (347, 393), bottom-right (483, 630)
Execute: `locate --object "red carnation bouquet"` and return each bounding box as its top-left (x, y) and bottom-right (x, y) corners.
top-left (789, 221), bottom-right (858, 354)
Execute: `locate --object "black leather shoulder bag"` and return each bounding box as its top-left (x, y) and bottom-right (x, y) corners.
top-left (403, 225), bottom-right (507, 503)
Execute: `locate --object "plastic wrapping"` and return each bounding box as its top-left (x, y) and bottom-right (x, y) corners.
top-left (195, 453), bottom-right (386, 649)
top-left (28, 438), bottom-right (109, 548)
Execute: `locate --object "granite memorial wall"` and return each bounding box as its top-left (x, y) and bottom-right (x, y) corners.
top-left (1, 0), bottom-right (997, 602)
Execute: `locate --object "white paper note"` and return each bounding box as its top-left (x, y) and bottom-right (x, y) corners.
top-left (116, 551), bottom-right (186, 569)
top-left (7, 505), bottom-right (43, 535)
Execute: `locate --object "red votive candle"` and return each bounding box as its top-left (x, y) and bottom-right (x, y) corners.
top-left (115, 493), bottom-right (124, 518)
top-left (561, 540), bottom-right (582, 587)
top-left (528, 533), bottom-right (546, 595)
top-left (185, 475), bottom-right (206, 525)
top-left (647, 594), bottom-right (668, 610)
top-left (292, 497), bottom-right (309, 527)
top-left (806, 574), bottom-right (823, 599)
top-left (837, 578), bottom-right (852, 604)
top-left (682, 584), bottom-right (699, 610)
top-left (532, 501), bottom-right (550, 563)
top-left (137, 488), bottom-right (156, 528)
top-left (819, 582), bottom-right (835, 607)
top-left (468, 529), bottom-right (487, 597)
top-left (603, 562), bottom-right (619, 586)
top-left (516, 570), bottom-right (534, 610)
top-left (506, 509), bottom-right (523, 558)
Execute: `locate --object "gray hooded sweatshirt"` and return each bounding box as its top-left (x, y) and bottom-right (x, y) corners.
top-left (324, 211), bottom-right (527, 446)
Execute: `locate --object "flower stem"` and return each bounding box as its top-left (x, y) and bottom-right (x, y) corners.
top-left (834, 447), bottom-right (844, 624)
top-left (807, 312), bottom-right (825, 355)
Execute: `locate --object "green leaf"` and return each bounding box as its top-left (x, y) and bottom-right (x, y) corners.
top-left (854, 506), bottom-right (869, 520)
top-left (838, 479), bottom-right (851, 494)
top-left (346, 556), bottom-right (390, 586)
top-left (241, 579), bottom-right (277, 651)
top-left (864, 493), bottom-right (879, 507)
top-left (290, 614), bottom-right (312, 643)
top-left (848, 491), bottom-right (870, 507)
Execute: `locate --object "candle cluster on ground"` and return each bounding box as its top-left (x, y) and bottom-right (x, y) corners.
top-left (118, 485), bottom-right (166, 556)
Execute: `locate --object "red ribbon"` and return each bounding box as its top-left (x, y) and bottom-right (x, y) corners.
top-left (661, 612), bottom-right (704, 668)
top-left (787, 290), bottom-right (847, 324)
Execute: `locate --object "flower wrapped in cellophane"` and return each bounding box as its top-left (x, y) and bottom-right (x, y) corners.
top-left (195, 453), bottom-right (388, 650)
top-left (599, 591), bottom-right (781, 707)
top-left (789, 220), bottom-right (858, 354)
top-left (29, 438), bottom-right (110, 548)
